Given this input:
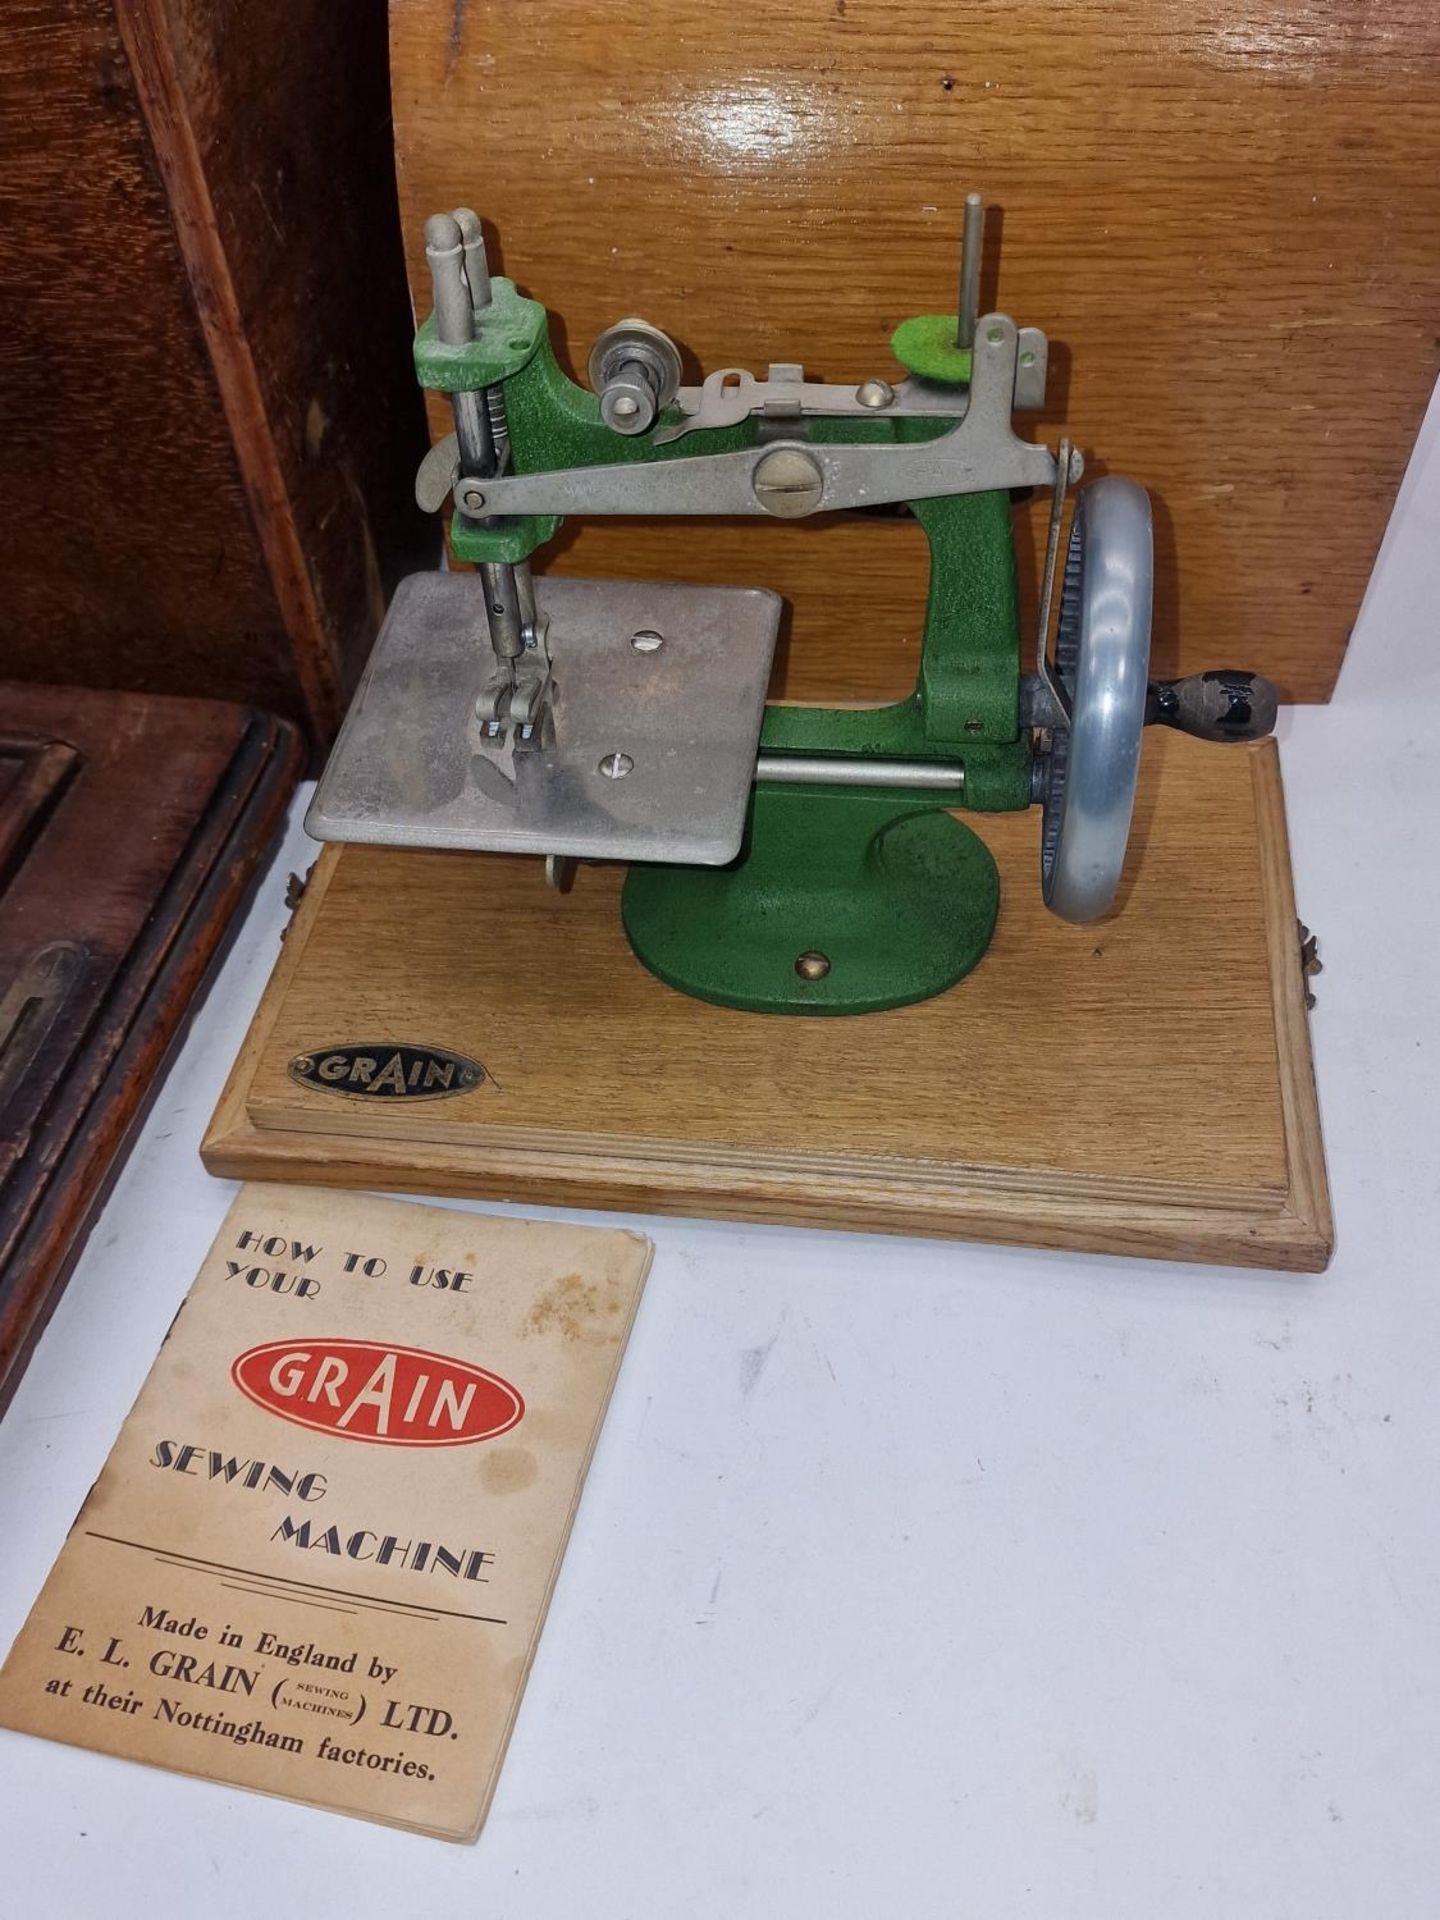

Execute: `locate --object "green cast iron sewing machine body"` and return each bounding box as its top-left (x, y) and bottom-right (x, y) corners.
top-left (307, 196), bottom-right (1276, 1014)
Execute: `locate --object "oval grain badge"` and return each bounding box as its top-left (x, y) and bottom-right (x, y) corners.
top-left (231, 1339), bottom-right (524, 1447)
top-left (288, 1043), bottom-right (484, 1101)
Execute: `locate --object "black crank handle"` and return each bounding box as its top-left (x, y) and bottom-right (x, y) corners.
top-left (1145, 670), bottom-right (1278, 742)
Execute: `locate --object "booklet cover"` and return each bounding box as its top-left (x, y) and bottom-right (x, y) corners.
top-left (0, 1183), bottom-right (651, 1840)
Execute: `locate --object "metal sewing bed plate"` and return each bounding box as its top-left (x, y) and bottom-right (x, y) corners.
top-left (306, 572), bottom-right (783, 865)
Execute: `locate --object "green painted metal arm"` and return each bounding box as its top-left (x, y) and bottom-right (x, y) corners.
top-left (417, 296), bottom-right (1030, 806)
top-left (759, 485), bottom-right (1028, 808)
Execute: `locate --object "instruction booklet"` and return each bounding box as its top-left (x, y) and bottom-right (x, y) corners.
top-left (0, 1183), bottom-right (651, 1840)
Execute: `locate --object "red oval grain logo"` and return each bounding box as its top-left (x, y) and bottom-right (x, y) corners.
top-left (230, 1339), bottom-right (524, 1447)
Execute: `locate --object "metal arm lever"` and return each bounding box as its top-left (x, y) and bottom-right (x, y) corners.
top-left (453, 316), bottom-right (1079, 522)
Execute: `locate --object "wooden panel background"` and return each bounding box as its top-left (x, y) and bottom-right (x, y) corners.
top-left (0, 0), bottom-right (296, 718)
top-left (390, 0), bottom-right (1440, 704)
top-left (119, 0), bottom-right (435, 732)
top-left (0, 0), bottom-right (432, 740)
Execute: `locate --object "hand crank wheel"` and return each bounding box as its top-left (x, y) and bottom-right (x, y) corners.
top-left (1040, 475), bottom-right (1153, 924)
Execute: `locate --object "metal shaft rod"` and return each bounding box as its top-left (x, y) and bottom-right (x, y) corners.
top-left (451, 206), bottom-right (491, 308)
top-left (424, 213), bottom-right (473, 345)
top-left (756, 753), bottom-right (966, 793)
top-left (452, 389), bottom-right (496, 474)
top-left (515, 563), bottom-right (538, 635)
top-left (452, 207), bottom-right (536, 655)
top-left (485, 385), bottom-right (510, 460)
top-left (479, 563), bottom-right (526, 660)
top-left (426, 210), bottom-right (526, 664)
top-left (958, 191), bottom-right (983, 351)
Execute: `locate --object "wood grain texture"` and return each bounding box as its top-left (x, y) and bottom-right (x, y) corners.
top-left (0, 0), bottom-right (296, 716)
top-left (203, 734), bottom-right (1332, 1271)
top-left (0, 0), bottom-right (432, 738)
top-left (389, 0), bottom-right (1440, 704)
top-left (119, 0), bottom-right (434, 734)
top-left (1254, 728), bottom-right (1332, 1258)
top-left (0, 684), bottom-right (303, 1408)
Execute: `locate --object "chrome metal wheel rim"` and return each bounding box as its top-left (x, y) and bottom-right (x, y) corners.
top-left (1040, 476), bottom-right (1153, 924)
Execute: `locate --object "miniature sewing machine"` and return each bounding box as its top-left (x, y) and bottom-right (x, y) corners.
top-left (307, 195), bottom-right (1277, 1015)
top-left (206, 193), bottom-right (1329, 1272)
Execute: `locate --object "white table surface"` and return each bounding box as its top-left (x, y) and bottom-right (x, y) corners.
top-left (2, 390), bottom-right (1438, 1920)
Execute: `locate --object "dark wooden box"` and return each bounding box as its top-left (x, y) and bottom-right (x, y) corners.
top-left (0, 681), bottom-right (302, 1408)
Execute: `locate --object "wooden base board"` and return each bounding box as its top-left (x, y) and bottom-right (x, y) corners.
top-left (203, 734), bottom-right (1331, 1271)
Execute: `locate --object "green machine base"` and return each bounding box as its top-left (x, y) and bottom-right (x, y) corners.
top-left (622, 785), bottom-right (1000, 1015)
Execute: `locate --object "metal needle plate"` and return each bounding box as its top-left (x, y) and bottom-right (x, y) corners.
top-left (306, 573), bottom-right (782, 865)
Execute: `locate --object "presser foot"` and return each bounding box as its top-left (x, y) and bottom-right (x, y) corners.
top-left (473, 659), bottom-right (513, 736)
top-left (472, 612), bottom-right (552, 740)
top-left (621, 784), bottom-right (999, 1015)
top-left (305, 573), bottom-right (780, 865)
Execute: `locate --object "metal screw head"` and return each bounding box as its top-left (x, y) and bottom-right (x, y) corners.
top-left (456, 478), bottom-right (487, 515)
top-left (856, 378), bottom-right (895, 409)
top-left (752, 447), bottom-right (824, 519)
top-left (794, 950), bottom-right (831, 981)
top-left (597, 751), bottom-right (634, 779)
top-left (630, 629), bottom-right (664, 653)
